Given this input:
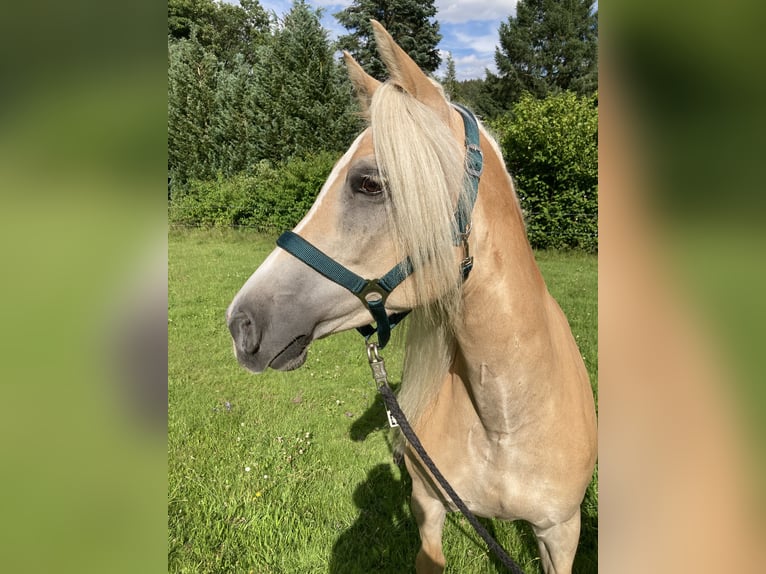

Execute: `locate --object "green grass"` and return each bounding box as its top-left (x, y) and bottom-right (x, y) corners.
top-left (169, 228), bottom-right (597, 573)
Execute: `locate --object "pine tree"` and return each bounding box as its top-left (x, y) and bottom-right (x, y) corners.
top-left (168, 0), bottom-right (217, 43)
top-left (250, 1), bottom-right (359, 162)
top-left (489, 0), bottom-right (597, 109)
top-left (441, 52), bottom-right (459, 100)
top-left (168, 0), bottom-right (269, 65)
top-left (212, 53), bottom-right (258, 177)
top-left (335, 0), bottom-right (441, 80)
top-left (214, 0), bottom-right (270, 65)
top-left (168, 35), bottom-right (220, 188)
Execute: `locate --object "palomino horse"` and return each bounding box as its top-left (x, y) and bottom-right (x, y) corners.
top-left (227, 21), bottom-right (597, 574)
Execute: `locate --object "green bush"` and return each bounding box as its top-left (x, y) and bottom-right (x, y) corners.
top-left (490, 91), bottom-right (598, 251)
top-left (169, 152), bottom-right (338, 230)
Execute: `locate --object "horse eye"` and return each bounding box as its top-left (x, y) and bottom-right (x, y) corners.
top-left (360, 175), bottom-right (383, 196)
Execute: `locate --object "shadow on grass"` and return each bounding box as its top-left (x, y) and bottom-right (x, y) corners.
top-left (330, 463), bottom-right (420, 573)
top-left (348, 385), bottom-right (398, 442)
top-left (341, 389), bottom-right (598, 574)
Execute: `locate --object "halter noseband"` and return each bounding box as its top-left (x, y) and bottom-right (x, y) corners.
top-left (276, 104), bottom-right (483, 349)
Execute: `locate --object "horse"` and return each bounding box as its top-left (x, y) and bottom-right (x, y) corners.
top-left (227, 21), bottom-right (597, 574)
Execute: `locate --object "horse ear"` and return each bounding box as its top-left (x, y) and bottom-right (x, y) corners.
top-left (370, 20), bottom-right (451, 121)
top-left (343, 51), bottom-right (381, 114)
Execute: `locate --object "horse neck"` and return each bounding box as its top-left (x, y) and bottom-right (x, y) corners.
top-left (451, 143), bottom-right (557, 430)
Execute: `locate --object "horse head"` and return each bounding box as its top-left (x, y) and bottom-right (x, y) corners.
top-left (227, 21), bottom-right (472, 373)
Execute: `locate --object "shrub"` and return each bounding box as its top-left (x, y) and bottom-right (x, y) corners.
top-left (169, 152), bottom-right (338, 230)
top-left (490, 91), bottom-right (598, 251)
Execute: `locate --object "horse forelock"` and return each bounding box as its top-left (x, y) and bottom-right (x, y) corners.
top-left (369, 82), bottom-right (465, 319)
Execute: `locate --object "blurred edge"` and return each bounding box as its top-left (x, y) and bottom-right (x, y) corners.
top-left (0, 0), bottom-right (167, 573)
top-left (601, 1), bottom-right (765, 572)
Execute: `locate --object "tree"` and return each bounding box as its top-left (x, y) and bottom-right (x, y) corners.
top-left (441, 52), bottom-right (459, 100)
top-left (168, 1), bottom-right (360, 193)
top-left (335, 0), bottom-right (441, 80)
top-left (488, 0), bottom-right (597, 110)
top-left (168, 35), bottom-right (220, 187)
top-left (211, 53), bottom-right (259, 177)
top-left (452, 78), bottom-right (487, 115)
top-left (213, 0), bottom-right (271, 65)
top-left (168, 0), bottom-right (217, 43)
top-left (250, 1), bottom-right (360, 162)
top-left (168, 0), bottom-right (269, 65)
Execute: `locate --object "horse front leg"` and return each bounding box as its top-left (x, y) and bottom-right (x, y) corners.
top-left (409, 466), bottom-right (448, 573)
top-left (532, 511), bottom-right (581, 574)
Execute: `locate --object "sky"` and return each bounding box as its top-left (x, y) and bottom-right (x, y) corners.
top-left (222, 0), bottom-right (518, 80)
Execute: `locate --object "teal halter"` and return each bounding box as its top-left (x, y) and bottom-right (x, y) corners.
top-left (276, 103), bottom-right (483, 349)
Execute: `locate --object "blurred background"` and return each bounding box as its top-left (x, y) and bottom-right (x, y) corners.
top-left (0, 0), bottom-right (763, 572)
top-left (0, 1), bottom-right (166, 572)
top-left (600, 0), bottom-right (765, 571)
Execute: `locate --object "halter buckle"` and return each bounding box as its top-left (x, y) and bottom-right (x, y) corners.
top-left (460, 256), bottom-right (474, 279)
top-left (458, 222), bottom-right (473, 281)
top-left (466, 144), bottom-right (484, 178)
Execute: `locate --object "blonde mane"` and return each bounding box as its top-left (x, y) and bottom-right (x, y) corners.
top-left (368, 82), bottom-right (466, 429)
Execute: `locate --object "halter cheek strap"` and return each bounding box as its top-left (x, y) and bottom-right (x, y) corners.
top-left (276, 104), bottom-right (483, 349)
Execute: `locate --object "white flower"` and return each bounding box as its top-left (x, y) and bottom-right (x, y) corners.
top-left (245, 466), bottom-right (251, 472)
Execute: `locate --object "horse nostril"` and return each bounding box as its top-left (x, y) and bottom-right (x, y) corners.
top-left (227, 309), bottom-right (260, 355)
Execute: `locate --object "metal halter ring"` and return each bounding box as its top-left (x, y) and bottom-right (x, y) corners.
top-left (366, 342), bottom-right (382, 363)
top-left (357, 279), bottom-right (388, 305)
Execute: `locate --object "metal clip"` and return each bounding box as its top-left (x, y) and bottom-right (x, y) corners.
top-left (366, 342), bottom-right (388, 388)
top-left (366, 342), bottom-right (399, 427)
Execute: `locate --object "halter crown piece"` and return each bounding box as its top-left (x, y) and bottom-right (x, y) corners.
top-left (276, 104), bottom-right (483, 349)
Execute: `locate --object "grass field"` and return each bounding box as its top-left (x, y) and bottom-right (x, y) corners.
top-left (169, 228), bottom-right (597, 573)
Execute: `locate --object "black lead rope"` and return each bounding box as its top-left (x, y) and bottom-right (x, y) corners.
top-left (367, 343), bottom-right (525, 574)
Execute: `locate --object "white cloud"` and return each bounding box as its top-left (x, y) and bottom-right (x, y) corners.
top-left (436, 0), bottom-right (516, 24)
top-left (310, 0), bottom-right (352, 7)
top-left (439, 20), bottom-right (501, 79)
top-left (437, 52), bottom-right (496, 81)
top-left (454, 29), bottom-right (499, 55)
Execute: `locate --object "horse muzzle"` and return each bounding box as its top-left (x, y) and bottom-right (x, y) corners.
top-left (227, 307), bottom-right (310, 373)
